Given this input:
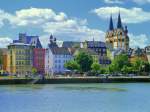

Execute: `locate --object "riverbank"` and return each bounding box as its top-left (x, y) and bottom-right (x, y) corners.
top-left (1, 76), bottom-right (150, 84)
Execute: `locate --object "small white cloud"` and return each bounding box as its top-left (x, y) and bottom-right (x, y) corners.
top-left (133, 0), bottom-right (150, 4)
top-left (92, 6), bottom-right (150, 24)
top-left (0, 37), bottom-right (12, 48)
top-left (129, 33), bottom-right (150, 48)
top-left (104, 0), bottom-right (123, 4)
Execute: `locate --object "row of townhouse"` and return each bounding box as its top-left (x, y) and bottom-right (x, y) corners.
top-left (45, 40), bottom-right (111, 75)
top-left (2, 33), bottom-right (45, 76)
top-left (1, 33), bottom-right (111, 76)
top-left (45, 35), bottom-right (73, 75)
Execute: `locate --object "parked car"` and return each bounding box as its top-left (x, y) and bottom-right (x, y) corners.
top-left (128, 74), bottom-right (136, 77)
top-left (0, 73), bottom-right (9, 76)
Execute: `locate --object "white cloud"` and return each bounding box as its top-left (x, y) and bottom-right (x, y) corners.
top-left (133, 0), bottom-right (150, 4)
top-left (0, 37), bottom-right (12, 48)
top-left (9, 8), bottom-right (68, 26)
top-left (0, 7), bottom-right (148, 49)
top-left (0, 8), bottom-right (105, 48)
top-left (104, 0), bottom-right (123, 4)
top-left (92, 6), bottom-right (150, 23)
top-left (129, 33), bottom-right (150, 48)
top-left (104, 0), bottom-right (150, 4)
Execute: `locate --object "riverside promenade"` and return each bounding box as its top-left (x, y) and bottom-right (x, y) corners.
top-left (1, 76), bottom-right (150, 85)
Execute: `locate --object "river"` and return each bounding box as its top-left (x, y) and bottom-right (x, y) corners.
top-left (0, 83), bottom-right (149, 112)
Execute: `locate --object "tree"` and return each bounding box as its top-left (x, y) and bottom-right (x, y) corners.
top-left (75, 51), bottom-right (93, 72)
top-left (64, 60), bottom-right (80, 71)
top-left (132, 58), bottom-right (143, 74)
top-left (109, 54), bottom-right (130, 74)
top-left (32, 67), bottom-right (37, 75)
top-left (143, 62), bottom-right (150, 73)
top-left (91, 63), bottom-right (101, 74)
top-left (121, 65), bottom-right (133, 75)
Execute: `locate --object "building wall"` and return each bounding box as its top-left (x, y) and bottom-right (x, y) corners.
top-left (45, 48), bottom-right (73, 75)
top-left (33, 48), bottom-right (45, 74)
top-left (53, 54), bottom-right (73, 74)
top-left (129, 55), bottom-right (148, 63)
top-left (45, 49), bottom-right (53, 75)
top-left (3, 52), bottom-right (10, 73)
top-left (8, 44), bottom-right (33, 76)
top-left (106, 29), bottom-right (129, 52)
top-left (146, 46), bottom-right (150, 64)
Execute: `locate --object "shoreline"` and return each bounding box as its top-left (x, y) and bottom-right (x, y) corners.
top-left (1, 77), bottom-right (150, 85)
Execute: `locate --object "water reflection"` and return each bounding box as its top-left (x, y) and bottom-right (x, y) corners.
top-left (54, 84), bottom-right (127, 92)
top-left (0, 83), bottom-right (150, 112)
top-left (0, 84), bottom-right (45, 93)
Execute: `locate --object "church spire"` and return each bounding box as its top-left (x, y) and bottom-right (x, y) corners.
top-left (109, 14), bottom-right (114, 31)
top-left (117, 12), bottom-right (123, 29)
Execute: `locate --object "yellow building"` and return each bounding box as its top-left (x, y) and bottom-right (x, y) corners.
top-left (105, 13), bottom-right (129, 52)
top-left (3, 50), bottom-right (10, 73)
top-left (8, 43), bottom-right (33, 76)
top-left (129, 48), bottom-right (148, 63)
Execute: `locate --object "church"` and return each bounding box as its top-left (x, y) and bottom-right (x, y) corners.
top-left (105, 13), bottom-right (129, 52)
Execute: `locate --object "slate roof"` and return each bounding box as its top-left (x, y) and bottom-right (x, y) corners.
top-left (30, 37), bottom-right (42, 48)
top-left (13, 33), bottom-right (43, 48)
top-left (62, 41), bottom-right (81, 48)
top-left (86, 41), bottom-right (106, 48)
top-left (109, 14), bottom-right (114, 31)
top-left (48, 43), bottom-right (58, 48)
top-left (51, 47), bottom-right (71, 55)
top-left (77, 48), bottom-right (98, 55)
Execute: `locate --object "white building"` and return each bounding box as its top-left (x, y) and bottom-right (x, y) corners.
top-left (146, 46), bottom-right (150, 64)
top-left (45, 47), bottom-right (73, 75)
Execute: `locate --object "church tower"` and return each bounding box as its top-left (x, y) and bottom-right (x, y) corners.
top-left (105, 13), bottom-right (129, 52)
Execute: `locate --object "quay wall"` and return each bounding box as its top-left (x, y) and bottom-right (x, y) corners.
top-left (0, 77), bottom-right (150, 85)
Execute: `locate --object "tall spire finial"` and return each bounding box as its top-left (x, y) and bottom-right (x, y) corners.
top-left (109, 14), bottom-right (114, 31)
top-left (117, 11), bottom-right (122, 29)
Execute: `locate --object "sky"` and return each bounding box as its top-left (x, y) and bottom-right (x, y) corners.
top-left (0, 0), bottom-right (150, 48)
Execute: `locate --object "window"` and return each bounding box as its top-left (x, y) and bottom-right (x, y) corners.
top-left (55, 60), bottom-right (57, 63)
top-left (59, 60), bottom-right (61, 63)
top-left (58, 65), bottom-right (61, 69)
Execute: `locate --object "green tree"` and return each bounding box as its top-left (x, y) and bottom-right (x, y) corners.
top-left (75, 51), bottom-right (93, 72)
top-left (64, 60), bottom-right (80, 71)
top-left (143, 62), bottom-right (150, 73)
top-left (91, 63), bottom-right (101, 74)
top-left (109, 54), bottom-right (130, 74)
top-left (138, 61), bottom-right (150, 75)
top-left (132, 58), bottom-right (143, 74)
top-left (32, 67), bottom-right (37, 75)
top-left (121, 65), bottom-right (133, 75)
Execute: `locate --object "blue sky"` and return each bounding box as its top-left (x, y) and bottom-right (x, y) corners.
top-left (0, 0), bottom-right (150, 48)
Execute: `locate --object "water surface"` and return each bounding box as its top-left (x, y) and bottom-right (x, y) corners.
top-left (0, 83), bottom-right (149, 112)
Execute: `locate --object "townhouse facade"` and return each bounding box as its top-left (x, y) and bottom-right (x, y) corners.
top-left (13, 33), bottom-right (46, 74)
top-left (83, 41), bottom-right (111, 65)
top-left (8, 43), bottom-right (33, 76)
top-left (45, 36), bottom-right (73, 75)
top-left (45, 47), bottom-right (73, 75)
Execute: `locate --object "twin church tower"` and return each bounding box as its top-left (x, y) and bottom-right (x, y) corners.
top-left (105, 13), bottom-right (129, 52)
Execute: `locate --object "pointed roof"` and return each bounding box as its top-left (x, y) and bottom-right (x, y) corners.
top-left (117, 12), bottom-right (123, 29)
top-left (109, 14), bottom-right (114, 31)
top-left (30, 37), bottom-right (42, 48)
top-left (50, 34), bottom-right (53, 39)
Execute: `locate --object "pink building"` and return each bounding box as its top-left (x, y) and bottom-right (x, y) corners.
top-left (33, 48), bottom-right (45, 74)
